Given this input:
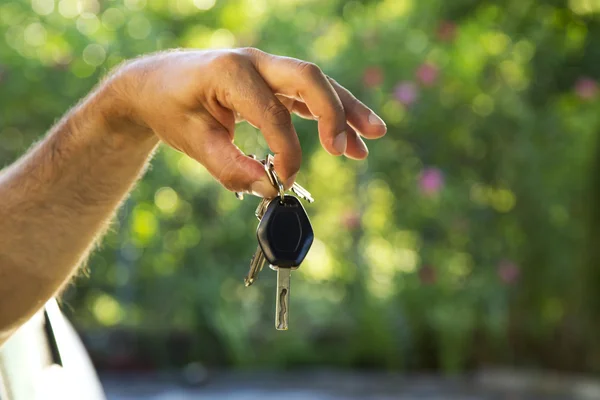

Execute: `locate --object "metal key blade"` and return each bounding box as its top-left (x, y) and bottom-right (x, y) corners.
top-left (275, 267), bottom-right (291, 330)
top-left (291, 183), bottom-right (314, 203)
top-left (255, 197), bottom-right (270, 220)
top-left (245, 247), bottom-right (266, 287)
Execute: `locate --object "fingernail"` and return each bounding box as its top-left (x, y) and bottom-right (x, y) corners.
top-left (357, 137), bottom-right (369, 156)
top-left (333, 131), bottom-right (347, 154)
top-left (368, 111), bottom-right (386, 126)
top-left (251, 179), bottom-right (276, 198)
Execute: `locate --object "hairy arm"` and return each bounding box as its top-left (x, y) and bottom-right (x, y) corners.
top-left (0, 48), bottom-right (386, 345)
top-left (0, 84), bottom-right (159, 343)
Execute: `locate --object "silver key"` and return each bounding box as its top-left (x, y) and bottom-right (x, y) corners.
top-left (245, 246), bottom-right (266, 287)
top-left (274, 267), bottom-right (291, 330)
top-left (291, 182), bottom-right (314, 203)
top-left (263, 154), bottom-right (313, 203)
top-left (245, 197), bottom-right (272, 286)
top-left (255, 197), bottom-right (270, 220)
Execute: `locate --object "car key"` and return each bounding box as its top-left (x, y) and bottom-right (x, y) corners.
top-left (244, 196), bottom-right (272, 286)
top-left (274, 267), bottom-right (291, 330)
top-left (244, 245), bottom-right (266, 287)
top-left (290, 183), bottom-right (314, 203)
top-left (263, 154), bottom-right (314, 203)
top-left (236, 154), bottom-right (314, 203)
top-left (243, 156), bottom-right (311, 286)
top-left (257, 195), bottom-right (314, 330)
top-left (239, 153), bottom-right (315, 330)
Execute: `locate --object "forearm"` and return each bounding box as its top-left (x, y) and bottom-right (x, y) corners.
top-left (0, 83), bottom-right (158, 342)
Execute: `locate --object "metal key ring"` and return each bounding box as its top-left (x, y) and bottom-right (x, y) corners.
top-left (270, 169), bottom-right (285, 203)
top-left (264, 155), bottom-right (285, 203)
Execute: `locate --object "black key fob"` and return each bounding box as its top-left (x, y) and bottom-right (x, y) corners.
top-left (257, 195), bottom-right (314, 267)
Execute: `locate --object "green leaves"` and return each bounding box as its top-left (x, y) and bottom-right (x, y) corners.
top-left (2, 0), bottom-right (600, 372)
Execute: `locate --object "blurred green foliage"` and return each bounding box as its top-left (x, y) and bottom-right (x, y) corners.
top-left (2, 0), bottom-right (600, 373)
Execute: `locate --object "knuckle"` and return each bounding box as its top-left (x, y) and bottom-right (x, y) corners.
top-left (325, 100), bottom-right (346, 126)
top-left (332, 98), bottom-right (346, 116)
top-left (264, 102), bottom-right (291, 128)
top-left (332, 102), bottom-right (347, 122)
top-left (213, 51), bottom-right (246, 71)
top-left (237, 47), bottom-right (261, 58)
top-left (297, 62), bottom-right (323, 81)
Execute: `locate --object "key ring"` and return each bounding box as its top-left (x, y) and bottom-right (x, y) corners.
top-left (234, 154), bottom-right (284, 202)
top-left (264, 155), bottom-right (285, 203)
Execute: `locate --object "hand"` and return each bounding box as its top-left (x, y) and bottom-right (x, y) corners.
top-left (106, 48), bottom-right (387, 197)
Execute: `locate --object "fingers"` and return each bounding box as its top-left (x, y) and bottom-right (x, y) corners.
top-left (276, 95), bottom-right (314, 119)
top-left (327, 78), bottom-right (387, 139)
top-left (170, 114), bottom-right (277, 198)
top-left (244, 49), bottom-right (385, 159)
top-left (277, 97), bottom-right (368, 160)
top-left (221, 62), bottom-right (302, 186)
top-left (246, 50), bottom-right (348, 156)
top-left (345, 126), bottom-right (369, 160)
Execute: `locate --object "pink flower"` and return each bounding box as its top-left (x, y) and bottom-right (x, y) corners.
top-left (497, 260), bottom-right (520, 285)
top-left (341, 210), bottom-right (361, 230)
top-left (363, 66), bottom-right (383, 88)
top-left (437, 20), bottom-right (457, 42)
top-left (575, 77), bottom-right (598, 100)
top-left (416, 63), bottom-right (439, 87)
top-left (394, 81), bottom-right (419, 105)
top-left (419, 167), bottom-right (444, 196)
top-left (419, 265), bottom-right (436, 285)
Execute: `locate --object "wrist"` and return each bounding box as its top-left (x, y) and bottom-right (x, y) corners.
top-left (73, 74), bottom-right (158, 151)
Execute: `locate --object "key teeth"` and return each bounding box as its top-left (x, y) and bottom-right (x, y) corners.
top-left (291, 186), bottom-right (314, 203)
top-left (275, 268), bottom-right (291, 330)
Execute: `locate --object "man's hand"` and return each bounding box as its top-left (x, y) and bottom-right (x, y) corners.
top-left (106, 48), bottom-right (386, 197)
top-left (0, 48), bottom-right (385, 344)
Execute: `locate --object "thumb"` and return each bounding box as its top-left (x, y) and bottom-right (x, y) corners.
top-left (171, 115), bottom-right (277, 198)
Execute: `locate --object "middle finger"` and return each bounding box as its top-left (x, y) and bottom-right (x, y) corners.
top-left (247, 50), bottom-right (348, 156)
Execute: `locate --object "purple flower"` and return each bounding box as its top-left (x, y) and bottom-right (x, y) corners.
top-left (394, 81), bottom-right (419, 105)
top-left (416, 63), bottom-right (439, 87)
top-left (575, 77), bottom-right (598, 100)
top-left (419, 167), bottom-right (444, 196)
top-left (497, 260), bottom-right (520, 285)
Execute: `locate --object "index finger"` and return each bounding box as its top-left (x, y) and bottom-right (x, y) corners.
top-left (244, 49), bottom-right (348, 156)
top-left (218, 56), bottom-right (301, 186)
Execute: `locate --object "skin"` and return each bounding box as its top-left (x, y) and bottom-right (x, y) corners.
top-left (0, 48), bottom-right (386, 345)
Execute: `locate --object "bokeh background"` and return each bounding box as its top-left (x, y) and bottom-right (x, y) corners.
top-left (2, 0), bottom-right (600, 384)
